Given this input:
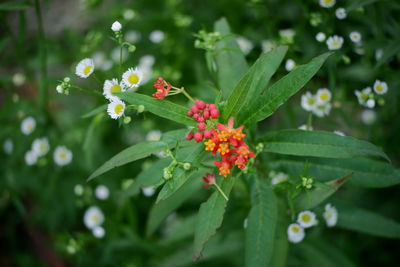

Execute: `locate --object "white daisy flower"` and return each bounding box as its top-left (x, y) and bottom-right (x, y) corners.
top-left (92, 226), bottom-right (105, 238)
top-left (312, 102), bottom-right (332, 117)
top-left (334, 130), bottom-right (345, 136)
top-left (316, 88), bottom-right (332, 104)
top-left (271, 172), bottom-right (289, 185)
top-left (107, 99), bottom-right (126, 120)
top-left (142, 187), bottom-right (156, 197)
top-left (297, 211), bottom-right (317, 228)
top-left (301, 92), bottom-right (317, 112)
top-left (316, 32), bottom-right (326, 42)
top-left (355, 87), bottom-right (375, 108)
top-left (25, 150), bottom-right (38, 166)
top-left (103, 79), bottom-right (124, 101)
top-left (323, 203), bottom-right (338, 227)
top-left (326, 35), bottom-right (344, 50)
top-left (261, 40), bottom-right (276, 53)
top-left (236, 37), bottom-right (254, 55)
top-left (53, 146), bottom-right (73, 166)
top-left (84, 206), bottom-right (104, 229)
top-left (95, 185), bottom-right (109, 200)
top-left (75, 58), bottom-right (94, 78)
top-left (149, 30), bottom-right (165, 43)
top-left (3, 138), bottom-right (13, 155)
top-left (146, 130), bottom-right (162, 141)
top-left (298, 124), bottom-right (313, 131)
top-left (361, 109), bottom-right (377, 125)
top-left (122, 67), bottom-right (143, 89)
top-left (139, 55), bottom-right (155, 67)
top-left (32, 137), bottom-right (50, 157)
top-left (373, 80), bottom-right (388, 95)
top-left (12, 73), bottom-right (26, 86)
top-left (287, 223), bottom-right (305, 243)
top-left (349, 31), bottom-right (362, 43)
top-left (21, 116), bottom-right (36, 135)
top-left (285, 59), bottom-right (296, 71)
top-left (111, 21), bottom-right (122, 32)
top-left (319, 0), bottom-right (336, 8)
top-left (125, 30), bottom-right (141, 43)
top-left (74, 184), bottom-right (84, 196)
top-left (335, 8), bottom-right (347, 20)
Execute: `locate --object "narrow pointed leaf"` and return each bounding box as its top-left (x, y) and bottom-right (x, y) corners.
top-left (222, 46), bottom-right (288, 121)
top-left (245, 176), bottom-right (278, 267)
top-left (193, 176), bottom-right (235, 260)
top-left (238, 52), bottom-right (332, 126)
top-left (116, 92), bottom-right (196, 126)
top-left (260, 129), bottom-right (389, 161)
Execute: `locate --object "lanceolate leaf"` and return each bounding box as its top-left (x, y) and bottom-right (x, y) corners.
top-left (214, 18), bottom-right (248, 100)
top-left (88, 129), bottom-right (189, 180)
top-left (295, 173), bottom-right (351, 211)
top-left (193, 176), bottom-right (236, 260)
top-left (146, 176), bottom-right (203, 236)
top-left (332, 200), bottom-right (400, 239)
top-left (260, 129), bottom-right (389, 161)
top-left (245, 176), bottom-right (278, 267)
top-left (270, 157), bottom-right (400, 188)
top-left (222, 46), bottom-right (288, 121)
top-left (116, 92), bottom-right (196, 126)
top-left (238, 52), bottom-right (332, 126)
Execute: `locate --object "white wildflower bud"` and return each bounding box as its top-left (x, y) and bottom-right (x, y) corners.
top-left (163, 169), bottom-right (172, 179)
top-left (128, 44), bottom-right (136, 52)
top-left (111, 21), bottom-right (122, 32)
top-left (137, 105), bottom-right (145, 113)
top-left (183, 162), bottom-right (191, 170)
top-left (123, 116), bottom-right (131, 124)
top-left (56, 85), bottom-right (63, 94)
top-left (63, 77), bottom-right (70, 82)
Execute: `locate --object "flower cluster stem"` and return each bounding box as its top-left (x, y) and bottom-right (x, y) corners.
top-left (214, 183), bottom-right (229, 201)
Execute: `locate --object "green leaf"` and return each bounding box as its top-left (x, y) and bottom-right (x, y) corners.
top-left (159, 214), bottom-right (197, 245)
top-left (238, 52), bottom-right (332, 126)
top-left (156, 145), bottom-right (208, 202)
top-left (146, 176), bottom-right (202, 236)
top-left (222, 46), bottom-right (288, 121)
top-left (0, 0), bottom-right (32, 10)
top-left (88, 141), bottom-right (167, 180)
top-left (245, 176), bottom-right (278, 267)
top-left (333, 200), bottom-right (400, 239)
top-left (115, 92), bottom-right (196, 126)
top-left (81, 104), bottom-right (107, 119)
top-left (193, 176), bottom-right (235, 260)
top-left (214, 18), bottom-right (248, 100)
top-left (88, 129), bottom-right (188, 181)
top-left (270, 199), bottom-right (290, 267)
top-left (270, 157), bottom-right (400, 188)
top-left (295, 173), bottom-right (351, 211)
top-left (260, 129), bottom-right (389, 161)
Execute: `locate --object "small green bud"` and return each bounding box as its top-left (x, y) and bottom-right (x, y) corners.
top-left (137, 105), bottom-right (145, 113)
top-left (123, 116), bottom-right (132, 124)
top-left (378, 98), bottom-right (385, 106)
top-left (183, 162), bottom-right (191, 170)
top-left (128, 44), bottom-right (136, 52)
top-left (64, 77), bottom-right (70, 82)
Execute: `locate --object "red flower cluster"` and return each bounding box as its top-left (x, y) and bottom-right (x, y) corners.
top-left (185, 100), bottom-right (220, 142)
top-left (152, 77), bottom-right (171, 99)
top-left (186, 100), bottom-right (255, 177)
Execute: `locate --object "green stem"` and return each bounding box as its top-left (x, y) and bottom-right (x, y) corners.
top-left (34, 0), bottom-right (48, 111)
top-left (92, 73), bottom-right (102, 86)
top-left (306, 112), bottom-right (313, 130)
top-left (214, 183), bottom-right (229, 201)
top-left (180, 88), bottom-right (195, 103)
top-left (119, 45), bottom-right (123, 76)
top-left (287, 192), bottom-right (296, 221)
top-left (70, 85), bottom-right (103, 99)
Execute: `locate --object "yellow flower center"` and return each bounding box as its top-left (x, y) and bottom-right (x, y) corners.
top-left (307, 98), bottom-right (315, 105)
top-left (91, 214), bottom-right (100, 224)
top-left (128, 74), bottom-right (139, 85)
top-left (324, 0), bottom-right (333, 4)
top-left (83, 65), bottom-right (93, 75)
top-left (320, 93), bottom-right (328, 101)
top-left (59, 152), bottom-right (67, 159)
top-left (376, 85), bottom-right (383, 92)
top-left (114, 104), bottom-right (124, 114)
top-left (332, 41), bottom-right (340, 47)
top-left (302, 214), bottom-right (311, 222)
top-left (111, 84), bottom-right (121, 93)
top-left (292, 226), bottom-right (299, 233)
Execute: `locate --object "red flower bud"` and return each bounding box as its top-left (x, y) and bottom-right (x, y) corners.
top-left (203, 110), bottom-right (210, 120)
top-left (186, 132), bottom-right (194, 140)
top-left (196, 99), bottom-right (206, 109)
top-left (197, 116), bottom-right (205, 122)
top-left (191, 105), bottom-right (199, 113)
top-left (187, 110), bottom-right (193, 117)
top-left (204, 130), bottom-right (212, 139)
top-left (194, 132), bottom-right (203, 142)
top-left (197, 122), bottom-right (206, 131)
top-left (210, 109), bottom-right (220, 119)
top-left (209, 104), bottom-right (217, 111)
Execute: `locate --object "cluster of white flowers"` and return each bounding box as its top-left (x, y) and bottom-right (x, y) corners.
top-left (84, 206), bottom-right (105, 238)
top-left (335, 8), bottom-right (347, 20)
top-left (24, 137), bottom-right (49, 166)
top-left (326, 35), bottom-right (344, 50)
top-left (21, 116), bottom-right (36, 135)
top-left (301, 88), bottom-right (332, 117)
top-left (288, 204), bottom-right (338, 243)
top-left (355, 80), bottom-right (388, 108)
top-left (269, 171), bottom-right (289, 185)
top-left (261, 40), bottom-right (276, 53)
